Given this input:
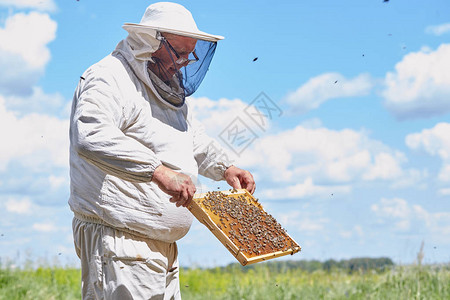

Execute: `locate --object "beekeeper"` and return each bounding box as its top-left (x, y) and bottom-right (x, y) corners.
top-left (69, 2), bottom-right (255, 299)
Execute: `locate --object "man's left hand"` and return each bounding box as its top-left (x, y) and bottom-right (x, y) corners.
top-left (224, 166), bottom-right (256, 194)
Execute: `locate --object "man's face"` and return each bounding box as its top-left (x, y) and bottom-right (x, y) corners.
top-left (149, 33), bottom-right (197, 80)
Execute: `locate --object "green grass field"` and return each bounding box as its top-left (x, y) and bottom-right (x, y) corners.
top-left (0, 263), bottom-right (448, 299)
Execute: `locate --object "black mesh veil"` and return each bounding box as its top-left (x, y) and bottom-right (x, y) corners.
top-left (146, 34), bottom-right (217, 108)
top-left (180, 40), bottom-right (217, 96)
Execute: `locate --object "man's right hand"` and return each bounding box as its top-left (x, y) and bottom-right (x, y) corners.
top-left (152, 165), bottom-right (196, 208)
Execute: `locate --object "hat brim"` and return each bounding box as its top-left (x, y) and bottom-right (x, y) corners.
top-left (123, 23), bottom-right (224, 42)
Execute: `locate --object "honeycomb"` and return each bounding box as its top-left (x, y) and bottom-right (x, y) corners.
top-left (194, 189), bottom-right (299, 258)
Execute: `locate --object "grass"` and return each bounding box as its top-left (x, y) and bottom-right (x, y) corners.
top-left (180, 264), bottom-right (450, 299)
top-left (0, 263), bottom-right (448, 299)
top-left (0, 267), bottom-right (81, 300)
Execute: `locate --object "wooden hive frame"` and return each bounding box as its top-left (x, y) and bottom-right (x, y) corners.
top-left (188, 189), bottom-right (301, 266)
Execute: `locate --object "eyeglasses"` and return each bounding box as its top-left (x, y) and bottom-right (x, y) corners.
top-left (164, 39), bottom-right (199, 65)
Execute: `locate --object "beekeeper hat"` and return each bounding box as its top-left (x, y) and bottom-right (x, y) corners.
top-left (123, 2), bottom-right (224, 42)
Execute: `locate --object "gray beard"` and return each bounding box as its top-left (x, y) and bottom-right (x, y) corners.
top-left (147, 64), bottom-right (185, 108)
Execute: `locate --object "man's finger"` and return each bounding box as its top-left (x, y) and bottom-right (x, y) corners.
top-left (189, 185), bottom-right (196, 197)
top-left (244, 181), bottom-right (254, 194)
top-left (170, 191), bottom-right (183, 206)
top-left (182, 186), bottom-right (196, 207)
top-left (245, 173), bottom-right (256, 194)
top-left (238, 173), bottom-right (252, 193)
top-left (242, 180), bottom-right (255, 194)
top-left (183, 197), bottom-right (192, 208)
top-left (232, 177), bottom-right (242, 189)
top-left (175, 189), bottom-right (188, 207)
top-left (245, 181), bottom-right (256, 194)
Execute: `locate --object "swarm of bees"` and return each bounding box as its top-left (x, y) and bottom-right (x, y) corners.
top-left (198, 190), bottom-right (297, 257)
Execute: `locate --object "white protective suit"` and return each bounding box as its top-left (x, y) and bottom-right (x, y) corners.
top-left (69, 2), bottom-right (229, 299)
top-left (69, 38), bottom-right (228, 242)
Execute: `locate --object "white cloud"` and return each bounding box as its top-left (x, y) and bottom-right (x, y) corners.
top-left (0, 12), bottom-right (57, 95)
top-left (371, 198), bottom-right (411, 231)
top-left (5, 197), bottom-right (32, 214)
top-left (32, 222), bottom-right (57, 232)
top-left (438, 164), bottom-right (450, 182)
top-left (260, 177), bottom-right (351, 200)
top-left (300, 118), bottom-right (323, 129)
top-left (188, 96), bottom-right (275, 163)
top-left (425, 23), bottom-right (450, 36)
top-left (371, 197), bottom-right (410, 218)
top-left (0, 0), bottom-right (56, 12)
top-left (390, 169), bottom-right (428, 189)
top-left (277, 211), bottom-right (301, 228)
top-left (4, 86), bottom-right (67, 117)
top-left (339, 225), bottom-right (364, 239)
top-left (278, 212), bottom-right (328, 235)
top-left (362, 152), bottom-right (405, 181)
top-left (48, 175), bottom-right (66, 190)
top-left (0, 96), bottom-right (69, 171)
top-left (298, 218), bottom-right (329, 234)
top-left (284, 72), bottom-right (374, 114)
top-left (371, 197), bottom-right (450, 236)
top-left (237, 124), bottom-right (413, 185)
top-left (383, 44), bottom-right (450, 119)
top-left (188, 96), bottom-right (260, 138)
top-left (412, 205), bottom-right (450, 236)
top-left (406, 122), bottom-right (450, 159)
top-left (339, 230), bottom-right (352, 239)
top-left (438, 188), bottom-right (450, 196)
top-left (354, 225), bottom-right (363, 238)
top-left (0, 12), bottom-right (56, 69)
top-left (190, 97), bottom-right (424, 192)
top-left (406, 122), bottom-right (450, 182)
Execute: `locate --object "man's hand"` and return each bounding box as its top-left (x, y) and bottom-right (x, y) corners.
top-left (152, 165), bottom-right (196, 207)
top-left (224, 166), bottom-right (256, 194)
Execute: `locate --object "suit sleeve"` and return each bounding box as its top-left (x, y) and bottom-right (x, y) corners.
top-left (191, 116), bottom-right (234, 181)
top-left (70, 67), bottom-right (161, 182)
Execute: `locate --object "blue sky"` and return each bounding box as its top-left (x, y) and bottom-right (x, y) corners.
top-left (0, 0), bottom-right (449, 268)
